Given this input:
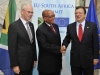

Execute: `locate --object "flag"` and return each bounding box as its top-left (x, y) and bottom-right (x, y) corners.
top-left (86, 0), bottom-right (100, 69)
top-left (55, 18), bottom-right (69, 27)
top-left (38, 17), bottom-right (43, 26)
top-left (38, 17), bottom-right (69, 27)
top-left (0, 0), bottom-right (16, 75)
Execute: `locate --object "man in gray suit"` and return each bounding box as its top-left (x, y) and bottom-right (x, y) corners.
top-left (8, 4), bottom-right (37, 75)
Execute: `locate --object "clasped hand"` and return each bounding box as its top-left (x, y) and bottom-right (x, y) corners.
top-left (60, 45), bottom-right (66, 54)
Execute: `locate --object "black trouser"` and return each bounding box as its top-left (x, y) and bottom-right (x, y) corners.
top-left (71, 66), bottom-right (94, 75)
top-left (39, 71), bottom-right (61, 75)
top-left (15, 67), bottom-right (33, 75)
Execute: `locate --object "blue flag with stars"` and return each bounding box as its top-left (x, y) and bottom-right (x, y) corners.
top-left (86, 0), bottom-right (100, 69)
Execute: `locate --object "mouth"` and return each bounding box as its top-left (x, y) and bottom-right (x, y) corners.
top-left (76, 17), bottom-right (81, 19)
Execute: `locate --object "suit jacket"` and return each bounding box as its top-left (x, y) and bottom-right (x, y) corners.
top-left (36, 22), bottom-right (62, 73)
top-left (8, 19), bottom-right (37, 71)
top-left (62, 21), bottom-right (99, 68)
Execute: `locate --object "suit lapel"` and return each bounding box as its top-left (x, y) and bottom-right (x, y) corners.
top-left (29, 22), bottom-right (34, 35)
top-left (44, 22), bottom-right (58, 37)
top-left (70, 21), bottom-right (90, 42)
top-left (18, 19), bottom-right (30, 43)
top-left (53, 24), bottom-right (59, 35)
top-left (53, 24), bottom-right (61, 39)
top-left (81, 21), bottom-right (90, 42)
top-left (72, 22), bottom-right (79, 41)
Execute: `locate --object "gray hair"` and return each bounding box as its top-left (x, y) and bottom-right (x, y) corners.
top-left (21, 3), bottom-right (32, 10)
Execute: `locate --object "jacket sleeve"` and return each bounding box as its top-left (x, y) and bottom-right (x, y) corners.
top-left (8, 24), bottom-right (19, 68)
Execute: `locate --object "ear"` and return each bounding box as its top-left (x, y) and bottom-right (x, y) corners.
top-left (21, 10), bottom-right (24, 15)
top-left (42, 16), bottom-right (46, 20)
top-left (84, 14), bottom-right (86, 18)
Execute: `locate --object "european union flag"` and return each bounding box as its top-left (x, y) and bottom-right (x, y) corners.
top-left (86, 0), bottom-right (100, 69)
top-left (55, 18), bottom-right (69, 27)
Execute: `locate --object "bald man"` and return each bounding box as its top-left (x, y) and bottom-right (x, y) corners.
top-left (8, 4), bottom-right (37, 75)
top-left (36, 10), bottom-right (63, 75)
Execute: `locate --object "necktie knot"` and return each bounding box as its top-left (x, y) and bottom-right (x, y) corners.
top-left (50, 25), bottom-right (53, 29)
top-left (26, 22), bottom-right (28, 24)
top-left (50, 25), bottom-right (56, 33)
top-left (79, 24), bottom-right (82, 26)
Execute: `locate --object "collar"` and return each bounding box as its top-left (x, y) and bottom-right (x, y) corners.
top-left (20, 18), bottom-right (29, 25)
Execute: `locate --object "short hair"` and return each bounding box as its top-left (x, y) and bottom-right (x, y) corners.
top-left (21, 4), bottom-right (27, 10)
top-left (21, 3), bottom-right (32, 10)
top-left (42, 9), bottom-right (49, 17)
top-left (75, 6), bottom-right (86, 14)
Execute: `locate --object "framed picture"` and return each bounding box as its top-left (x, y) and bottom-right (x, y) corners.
top-left (76, 0), bottom-right (85, 6)
top-left (80, 0), bottom-right (85, 6)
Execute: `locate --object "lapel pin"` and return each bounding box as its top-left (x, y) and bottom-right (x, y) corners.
top-left (87, 27), bottom-right (89, 28)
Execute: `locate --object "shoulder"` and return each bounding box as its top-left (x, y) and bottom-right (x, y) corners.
top-left (86, 21), bottom-right (97, 27)
top-left (53, 23), bottom-right (59, 27)
top-left (67, 22), bottom-right (76, 27)
top-left (36, 22), bottom-right (45, 32)
top-left (8, 20), bottom-right (20, 32)
top-left (29, 21), bottom-right (34, 25)
top-left (10, 19), bottom-right (21, 27)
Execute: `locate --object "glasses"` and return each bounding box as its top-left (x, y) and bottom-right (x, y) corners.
top-left (45, 15), bottom-right (55, 18)
top-left (24, 9), bottom-right (33, 14)
top-left (27, 11), bottom-right (33, 14)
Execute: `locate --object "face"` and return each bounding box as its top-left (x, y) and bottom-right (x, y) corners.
top-left (21, 4), bottom-right (33, 21)
top-left (75, 8), bottom-right (86, 23)
top-left (43, 10), bottom-right (55, 24)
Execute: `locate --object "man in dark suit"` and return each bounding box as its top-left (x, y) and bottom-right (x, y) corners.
top-left (8, 4), bottom-right (37, 75)
top-left (62, 6), bottom-right (99, 75)
top-left (36, 10), bottom-right (64, 75)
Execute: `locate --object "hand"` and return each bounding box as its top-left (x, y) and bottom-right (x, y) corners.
top-left (33, 61), bottom-right (37, 66)
top-left (13, 66), bottom-right (20, 74)
top-left (60, 45), bottom-right (66, 54)
top-left (93, 59), bottom-right (99, 65)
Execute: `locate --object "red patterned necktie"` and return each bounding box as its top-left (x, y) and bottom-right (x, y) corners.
top-left (78, 24), bottom-right (83, 42)
top-left (50, 25), bottom-right (56, 33)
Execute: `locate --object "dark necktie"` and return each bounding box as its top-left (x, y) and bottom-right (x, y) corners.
top-left (26, 22), bottom-right (33, 43)
top-left (50, 25), bottom-right (56, 33)
top-left (78, 24), bottom-right (83, 42)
